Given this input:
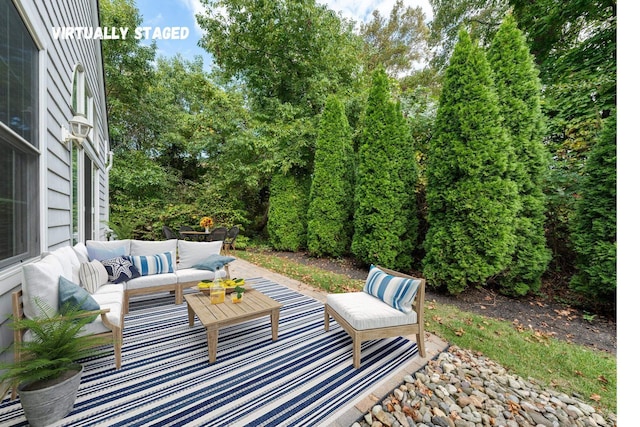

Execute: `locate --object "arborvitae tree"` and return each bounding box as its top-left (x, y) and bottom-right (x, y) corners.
top-left (391, 101), bottom-right (419, 268)
top-left (307, 96), bottom-right (355, 257)
top-left (570, 112), bottom-right (616, 307)
top-left (487, 15), bottom-right (551, 296)
top-left (423, 30), bottom-right (518, 294)
top-left (267, 171), bottom-right (310, 251)
top-left (352, 67), bottom-right (416, 270)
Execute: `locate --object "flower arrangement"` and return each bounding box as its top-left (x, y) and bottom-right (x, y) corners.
top-left (199, 216), bottom-right (214, 229)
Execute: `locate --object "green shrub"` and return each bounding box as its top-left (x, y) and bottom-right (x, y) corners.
top-left (351, 67), bottom-right (418, 270)
top-left (570, 112), bottom-right (616, 306)
top-left (487, 15), bottom-right (551, 295)
top-left (307, 95), bottom-right (355, 257)
top-left (267, 171), bottom-right (310, 251)
top-left (423, 30), bottom-right (517, 294)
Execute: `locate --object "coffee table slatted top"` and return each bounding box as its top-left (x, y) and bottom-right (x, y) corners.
top-left (184, 289), bottom-right (282, 362)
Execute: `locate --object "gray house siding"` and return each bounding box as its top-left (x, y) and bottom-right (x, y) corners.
top-left (0, 0), bottom-right (110, 358)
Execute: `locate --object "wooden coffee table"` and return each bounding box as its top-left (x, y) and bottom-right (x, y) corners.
top-left (184, 289), bottom-right (282, 363)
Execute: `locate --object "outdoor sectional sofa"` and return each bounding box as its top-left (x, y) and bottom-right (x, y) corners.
top-left (16, 238), bottom-right (231, 371)
top-left (85, 239), bottom-right (230, 314)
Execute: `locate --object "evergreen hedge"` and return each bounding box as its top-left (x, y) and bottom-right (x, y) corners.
top-left (351, 68), bottom-right (418, 270)
top-left (267, 171), bottom-right (310, 251)
top-left (307, 95), bottom-right (355, 257)
top-left (423, 30), bottom-right (518, 294)
top-left (570, 112), bottom-right (616, 305)
top-left (487, 15), bottom-right (551, 295)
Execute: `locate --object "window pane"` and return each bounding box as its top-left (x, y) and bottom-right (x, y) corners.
top-left (0, 133), bottom-right (38, 268)
top-left (0, 1), bottom-right (39, 145)
top-left (0, 3), bottom-right (39, 269)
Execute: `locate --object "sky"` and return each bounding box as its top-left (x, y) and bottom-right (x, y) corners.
top-left (135, 0), bottom-right (432, 66)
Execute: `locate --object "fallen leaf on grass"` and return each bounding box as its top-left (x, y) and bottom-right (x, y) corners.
top-left (455, 328), bottom-right (465, 336)
top-left (574, 370), bottom-right (585, 377)
top-left (590, 394), bottom-right (602, 402)
top-left (598, 375), bottom-right (609, 384)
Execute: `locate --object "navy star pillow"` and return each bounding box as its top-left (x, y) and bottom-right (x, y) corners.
top-left (101, 256), bottom-right (141, 284)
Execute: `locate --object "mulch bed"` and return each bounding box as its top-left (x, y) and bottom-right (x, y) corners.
top-left (263, 250), bottom-right (616, 355)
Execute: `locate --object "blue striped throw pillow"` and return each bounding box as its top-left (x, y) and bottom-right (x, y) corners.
top-left (126, 251), bottom-right (174, 276)
top-left (363, 265), bottom-right (420, 313)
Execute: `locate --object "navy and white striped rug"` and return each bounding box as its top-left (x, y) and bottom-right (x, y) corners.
top-left (0, 278), bottom-right (418, 426)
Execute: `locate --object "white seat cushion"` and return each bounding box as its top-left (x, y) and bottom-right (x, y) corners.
top-left (124, 273), bottom-right (177, 290)
top-left (326, 292), bottom-right (417, 330)
top-left (175, 268), bottom-right (226, 284)
top-left (94, 283), bottom-right (125, 295)
top-left (83, 299), bottom-right (122, 334)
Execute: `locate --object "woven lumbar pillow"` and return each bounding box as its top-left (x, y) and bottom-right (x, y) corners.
top-left (363, 265), bottom-right (420, 313)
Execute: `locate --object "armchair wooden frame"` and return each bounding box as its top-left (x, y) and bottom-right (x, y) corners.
top-left (10, 290), bottom-right (123, 399)
top-left (324, 266), bottom-right (426, 369)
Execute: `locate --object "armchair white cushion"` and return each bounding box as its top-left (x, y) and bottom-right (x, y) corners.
top-left (325, 292), bottom-right (417, 330)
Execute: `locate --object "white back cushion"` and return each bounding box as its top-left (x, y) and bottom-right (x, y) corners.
top-left (73, 242), bottom-right (90, 264)
top-left (177, 240), bottom-right (223, 269)
top-left (22, 255), bottom-right (63, 318)
top-left (86, 239), bottom-right (131, 255)
top-left (129, 239), bottom-right (178, 268)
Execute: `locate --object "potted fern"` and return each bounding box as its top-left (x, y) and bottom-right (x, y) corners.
top-left (0, 300), bottom-right (110, 427)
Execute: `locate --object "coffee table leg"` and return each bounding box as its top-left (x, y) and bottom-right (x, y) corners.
top-left (270, 309), bottom-right (280, 341)
top-left (188, 305), bottom-right (195, 327)
top-left (207, 326), bottom-right (219, 363)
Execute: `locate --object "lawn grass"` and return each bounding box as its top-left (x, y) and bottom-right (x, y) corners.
top-left (235, 249), bottom-right (617, 414)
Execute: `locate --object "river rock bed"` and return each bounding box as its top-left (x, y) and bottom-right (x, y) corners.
top-left (353, 346), bottom-right (616, 427)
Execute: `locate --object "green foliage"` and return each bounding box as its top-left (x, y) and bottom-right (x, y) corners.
top-left (423, 30), bottom-right (517, 294)
top-left (487, 15), bottom-right (551, 295)
top-left (198, 0), bottom-right (362, 118)
top-left (306, 96), bottom-right (355, 257)
top-left (110, 150), bottom-right (179, 205)
top-left (0, 300), bottom-right (109, 390)
top-left (267, 172), bottom-right (310, 251)
top-left (351, 68), bottom-right (418, 270)
top-left (570, 113), bottom-right (616, 306)
top-left (100, 0), bottom-right (157, 151)
top-left (360, 0), bottom-right (430, 79)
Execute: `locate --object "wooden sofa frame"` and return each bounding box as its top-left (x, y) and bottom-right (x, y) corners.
top-left (10, 290), bottom-right (123, 399)
top-left (324, 265), bottom-right (426, 368)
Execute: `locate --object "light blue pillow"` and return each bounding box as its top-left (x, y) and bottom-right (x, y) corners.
top-left (363, 265), bottom-right (421, 313)
top-left (58, 276), bottom-right (100, 313)
top-left (87, 245), bottom-right (126, 261)
top-left (126, 252), bottom-right (174, 276)
top-left (193, 254), bottom-right (235, 272)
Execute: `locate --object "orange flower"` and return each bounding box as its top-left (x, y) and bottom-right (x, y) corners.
top-left (200, 216), bottom-right (214, 228)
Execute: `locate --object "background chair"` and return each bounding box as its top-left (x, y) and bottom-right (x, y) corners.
top-left (207, 226), bottom-right (228, 242)
top-left (179, 225), bottom-right (194, 240)
top-left (324, 265), bottom-right (425, 368)
top-left (163, 226), bottom-right (178, 240)
top-left (223, 226), bottom-right (239, 255)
